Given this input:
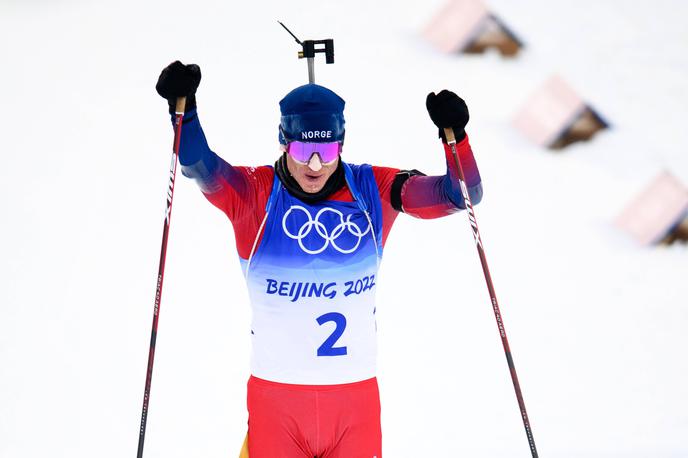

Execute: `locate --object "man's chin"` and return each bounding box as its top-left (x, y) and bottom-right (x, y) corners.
top-left (303, 185), bottom-right (325, 194)
top-left (298, 178), bottom-right (326, 193)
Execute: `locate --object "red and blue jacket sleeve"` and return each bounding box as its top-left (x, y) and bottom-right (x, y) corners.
top-left (401, 134), bottom-right (482, 217)
top-left (175, 109), bottom-right (273, 259)
top-left (372, 134), bottom-right (483, 246)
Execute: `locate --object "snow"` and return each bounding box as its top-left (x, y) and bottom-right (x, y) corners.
top-left (1, 0), bottom-right (687, 456)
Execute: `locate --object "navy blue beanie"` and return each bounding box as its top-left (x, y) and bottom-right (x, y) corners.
top-left (279, 84), bottom-right (345, 144)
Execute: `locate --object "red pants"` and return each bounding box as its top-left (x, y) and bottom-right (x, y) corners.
top-left (247, 376), bottom-right (382, 458)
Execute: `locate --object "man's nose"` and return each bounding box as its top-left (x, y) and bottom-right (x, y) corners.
top-left (307, 154), bottom-right (323, 172)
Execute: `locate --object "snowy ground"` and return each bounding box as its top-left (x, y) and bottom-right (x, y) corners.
top-left (1, 0), bottom-right (687, 456)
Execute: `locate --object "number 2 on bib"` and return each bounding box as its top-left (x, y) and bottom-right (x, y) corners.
top-left (316, 312), bottom-right (347, 356)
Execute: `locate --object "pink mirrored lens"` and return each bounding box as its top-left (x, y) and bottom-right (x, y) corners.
top-left (287, 141), bottom-right (341, 163)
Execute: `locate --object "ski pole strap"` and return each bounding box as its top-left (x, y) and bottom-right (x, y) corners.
top-left (175, 96), bottom-right (187, 115)
top-left (443, 127), bottom-right (457, 145)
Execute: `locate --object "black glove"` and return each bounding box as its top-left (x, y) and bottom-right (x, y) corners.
top-left (155, 60), bottom-right (201, 114)
top-left (426, 90), bottom-right (469, 142)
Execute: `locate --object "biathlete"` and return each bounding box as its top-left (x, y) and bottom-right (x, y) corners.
top-left (156, 61), bottom-right (483, 458)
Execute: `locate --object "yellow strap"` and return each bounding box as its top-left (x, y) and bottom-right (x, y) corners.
top-left (238, 432), bottom-right (249, 458)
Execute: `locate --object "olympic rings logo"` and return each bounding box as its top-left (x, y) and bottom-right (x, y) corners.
top-left (282, 205), bottom-right (371, 255)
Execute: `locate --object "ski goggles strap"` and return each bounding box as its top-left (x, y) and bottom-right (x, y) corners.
top-left (286, 141), bottom-right (342, 164)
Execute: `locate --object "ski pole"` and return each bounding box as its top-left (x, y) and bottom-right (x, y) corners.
top-left (444, 128), bottom-right (539, 457)
top-left (137, 97), bottom-right (186, 458)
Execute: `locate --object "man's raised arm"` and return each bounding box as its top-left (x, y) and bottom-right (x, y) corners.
top-left (155, 61), bottom-right (272, 222)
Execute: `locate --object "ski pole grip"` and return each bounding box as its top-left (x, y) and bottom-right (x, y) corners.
top-left (443, 127), bottom-right (457, 144)
top-left (175, 97), bottom-right (187, 115)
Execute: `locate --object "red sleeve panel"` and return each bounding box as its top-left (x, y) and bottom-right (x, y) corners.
top-left (177, 110), bottom-right (274, 260)
top-left (201, 164), bottom-right (274, 260)
top-left (400, 135), bottom-right (482, 218)
top-left (371, 135), bottom-right (483, 246)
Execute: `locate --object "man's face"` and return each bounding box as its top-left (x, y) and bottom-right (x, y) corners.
top-left (285, 151), bottom-right (340, 194)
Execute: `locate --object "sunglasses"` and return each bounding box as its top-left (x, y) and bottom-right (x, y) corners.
top-left (286, 141), bottom-right (342, 165)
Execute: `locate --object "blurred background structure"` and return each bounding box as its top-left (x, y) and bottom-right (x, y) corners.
top-left (424, 0), bottom-right (523, 57)
top-left (512, 75), bottom-right (609, 150)
top-left (616, 171), bottom-right (688, 245)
